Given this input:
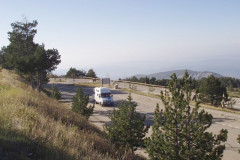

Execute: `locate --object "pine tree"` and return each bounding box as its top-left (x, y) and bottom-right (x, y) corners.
top-left (104, 94), bottom-right (149, 152)
top-left (199, 75), bottom-right (228, 106)
top-left (50, 85), bottom-right (61, 100)
top-left (3, 19), bottom-right (38, 88)
top-left (145, 71), bottom-right (228, 160)
top-left (86, 69), bottom-right (96, 78)
top-left (1, 19), bottom-right (61, 91)
top-left (34, 45), bottom-right (61, 92)
top-left (72, 86), bottom-right (94, 120)
top-left (65, 67), bottom-right (86, 78)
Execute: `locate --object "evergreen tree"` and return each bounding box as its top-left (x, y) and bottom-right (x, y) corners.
top-left (105, 94), bottom-right (149, 152)
top-left (3, 19), bottom-right (38, 88)
top-left (155, 79), bottom-right (170, 86)
top-left (150, 77), bottom-right (157, 85)
top-left (33, 44), bottom-right (46, 91)
top-left (50, 85), bottom-right (61, 100)
top-left (145, 71), bottom-right (228, 160)
top-left (72, 86), bottom-right (94, 120)
top-left (131, 76), bottom-right (139, 82)
top-left (0, 48), bottom-right (5, 67)
top-left (219, 77), bottom-right (240, 88)
top-left (34, 44), bottom-right (61, 92)
top-left (199, 75), bottom-right (228, 106)
top-left (86, 68), bottom-right (96, 78)
top-left (1, 19), bottom-right (61, 91)
top-left (66, 67), bottom-right (86, 78)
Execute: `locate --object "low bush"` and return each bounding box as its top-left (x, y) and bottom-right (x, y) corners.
top-left (50, 85), bottom-right (61, 100)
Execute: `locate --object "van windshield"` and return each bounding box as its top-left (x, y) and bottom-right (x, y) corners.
top-left (101, 93), bottom-right (111, 97)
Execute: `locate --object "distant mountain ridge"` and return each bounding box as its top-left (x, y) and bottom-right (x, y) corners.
top-left (134, 70), bottom-right (223, 80)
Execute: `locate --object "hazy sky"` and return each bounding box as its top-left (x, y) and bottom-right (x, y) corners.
top-left (1, 0), bottom-right (240, 79)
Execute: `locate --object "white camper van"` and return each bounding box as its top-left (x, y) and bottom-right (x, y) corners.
top-left (94, 87), bottom-right (114, 106)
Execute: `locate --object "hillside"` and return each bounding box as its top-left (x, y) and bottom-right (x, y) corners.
top-left (135, 69), bottom-right (223, 80)
top-left (0, 69), bottom-right (141, 160)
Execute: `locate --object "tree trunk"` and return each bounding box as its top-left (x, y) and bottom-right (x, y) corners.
top-left (39, 72), bottom-right (42, 92)
top-left (30, 72), bottom-right (34, 89)
top-left (37, 72), bottom-right (40, 92)
top-left (37, 71), bottom-right (42, 92)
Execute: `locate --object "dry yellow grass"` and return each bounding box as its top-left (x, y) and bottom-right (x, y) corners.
top-left (195, 102), bottom-right (240, 114)
top-left (121, 88), bottom-right (160, 99)
top-left (0, 69), bottom-right (143, 160)
top-left (228, 90), bottom-right (240, 98)
top-left (76, 82), bottom-right (107, 88)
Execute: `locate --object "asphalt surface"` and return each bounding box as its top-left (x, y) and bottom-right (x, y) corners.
top-left (46, 82), bottom-right (240, 160)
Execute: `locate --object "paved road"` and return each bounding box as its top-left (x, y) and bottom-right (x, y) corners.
top-left (46, 83), bottom-right (240, 160)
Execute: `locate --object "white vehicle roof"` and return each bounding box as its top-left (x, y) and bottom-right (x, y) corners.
top-left (94, 87), bottom-right (111, 93)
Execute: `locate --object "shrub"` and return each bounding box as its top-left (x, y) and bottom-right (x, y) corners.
top-left (105, 94), bottom-right (149, 152)
top-left (50, 85), bottom-right (61, 100)
top-left (72, 86), bottom-right (94, 120)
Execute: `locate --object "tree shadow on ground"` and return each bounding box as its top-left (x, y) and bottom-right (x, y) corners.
top-left (212, 117), bottom-right (236, 123)
top-left (92, 110), bottom-right (112, 117)
top-left (143, 112), bottom-right (154, 126)
top-left (113, 100), bottom-right (124, 107)
top-left (0, 129), bottom-right (73, 160)
top-left (111, 89), bottom-right (128, 95)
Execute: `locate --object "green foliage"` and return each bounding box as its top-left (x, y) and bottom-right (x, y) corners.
top-left (1, 20), bottom-right (38, 72)
top-left (72, 86), bottom-right (94, 120)
top-left (125, 76), bottom-right (170, 86)
top-left (0, 19), bottom-right (61, 91)
top-left (0, 49), bottom-right (5, 67)
top-left (149, 77), bottom-right (156, 84)
top-left (139, 76), bottom-right (150, 84)
top-left (155, 79), bottom-right (170, 86)
top-left (125, 75), bottom-right (240, 90)
top-left (65, 67), bottom-right (86, 78)
top-left (86, 69), bottom-right (97, 78)
top-left (219, 77), bottom-right (240, 88)
top-left (199, 75), bottom-right (228, 106)
top-left (50, 85), bottom-right (61, 100)
top-left (105, 94), bottom-right (149, 152)
top-left (131, 76), bottom-right (139, 82)
top-left (34, 44), bottom-right (61, 73)
top-left (145, 71), bottom-right (228, 160)
top-left (34, 44), bottom-right (61, 91)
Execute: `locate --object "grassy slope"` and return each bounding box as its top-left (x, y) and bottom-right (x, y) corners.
top-left (0, 69), bottom-right (141, 160)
